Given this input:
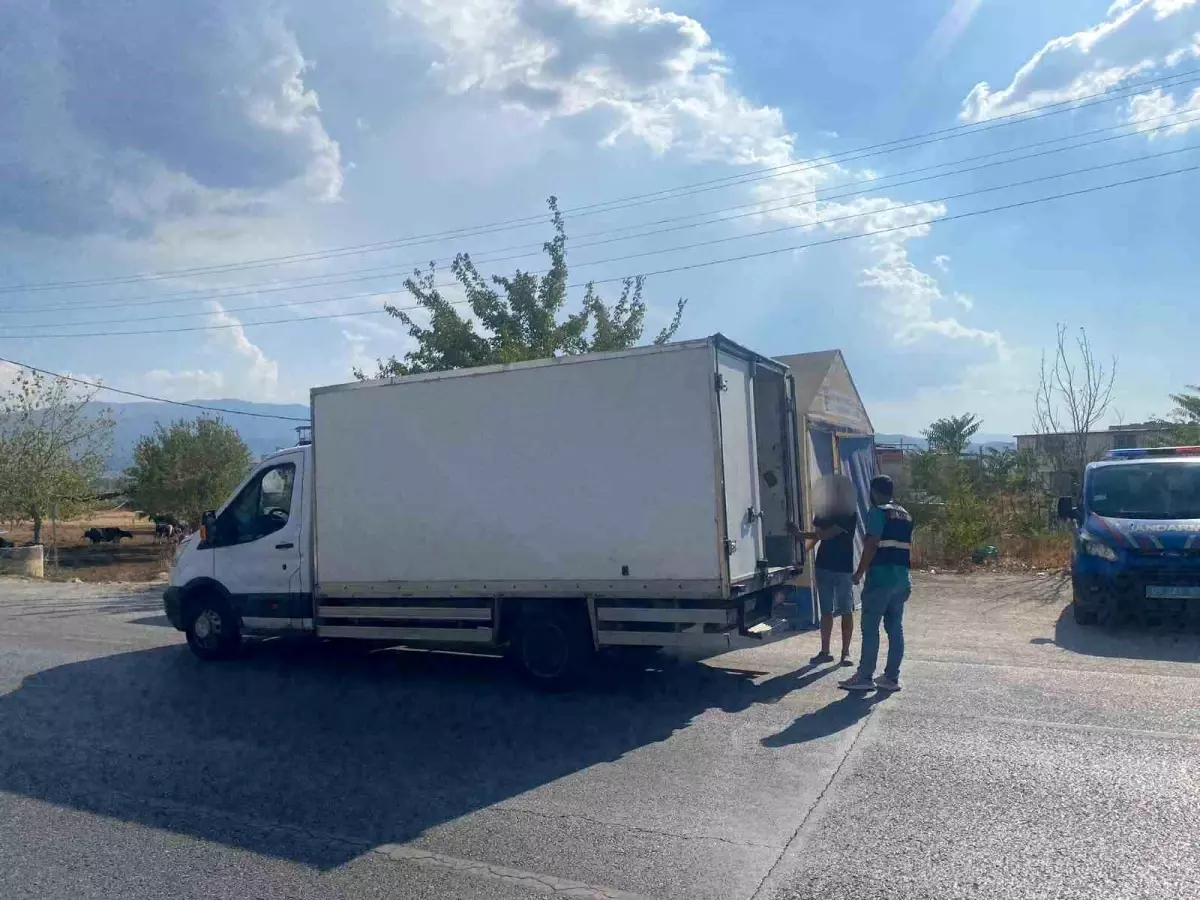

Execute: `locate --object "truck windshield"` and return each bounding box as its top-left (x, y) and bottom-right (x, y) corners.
top-left (1086, 461), bottom-right (1200, 520)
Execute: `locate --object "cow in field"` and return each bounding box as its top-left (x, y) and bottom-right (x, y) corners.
top-left (84, 527), bottom-right (133, 545)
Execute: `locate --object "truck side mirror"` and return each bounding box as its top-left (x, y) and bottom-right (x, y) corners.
top-left (201, 510), bottom-right (217, 543)
top-left (1056, 497), bottom-right (1076, 521)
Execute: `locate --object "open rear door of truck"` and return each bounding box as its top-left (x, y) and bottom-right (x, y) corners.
top-left (715, 349), bottom-right (765, 584)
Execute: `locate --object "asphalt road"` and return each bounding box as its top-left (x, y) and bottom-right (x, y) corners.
top-left (1, 573), bottom-right (1197, 900)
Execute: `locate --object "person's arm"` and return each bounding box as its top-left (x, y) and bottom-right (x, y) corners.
top-left (789, 520), bottom-right (845, 543)
top-left (812, 524), bottom-right (846, 542)
top-left (788, 522), bottom-right (819, 541)
top-left (852, 536), bottom-right (879, 585)
top-left (853, 509), bottom-right (884, 585)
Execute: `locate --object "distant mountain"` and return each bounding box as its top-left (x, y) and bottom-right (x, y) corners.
top-left (91, 399), bottom-right (311, 473)
top-left (875, 433), bottom-right (1016, 453)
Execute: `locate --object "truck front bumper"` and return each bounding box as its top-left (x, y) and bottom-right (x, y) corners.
top-left (1075, 564), bottom-right (1200, 621)
top-left (163, 586), bottom-right (185, 631)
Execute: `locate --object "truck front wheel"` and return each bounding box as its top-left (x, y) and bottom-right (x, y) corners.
top-left (512, 605), bottom-right (594, 689)
top-left (185, 594), bottom-right (241, 661)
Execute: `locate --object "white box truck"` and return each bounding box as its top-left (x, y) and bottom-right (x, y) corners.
top-left (164, 336), bottom-right (804, 686)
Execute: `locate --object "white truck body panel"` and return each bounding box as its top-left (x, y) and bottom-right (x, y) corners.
top-left (312, 340), bottom-right (737, 600)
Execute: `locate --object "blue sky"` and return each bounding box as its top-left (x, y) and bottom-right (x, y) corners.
top-left (1, 0), bottom-right (1197, 435)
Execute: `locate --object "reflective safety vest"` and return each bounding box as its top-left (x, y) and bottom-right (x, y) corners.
top-left (871, 502), bottom-right (913, 568)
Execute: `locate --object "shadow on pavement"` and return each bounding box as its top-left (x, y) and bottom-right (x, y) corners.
top-left (127, 614), bottom-right (174, 628)
top-left (987, 570), bottom-right (1071, 606)
top-left (1049, 606), bottom-right (1200, 663)
top-left (0, 639), bottom-right (823, 869)
top-left (7, 594), bottom-right (163, 619)
top-left (759, 692), bottom-right (887, 747)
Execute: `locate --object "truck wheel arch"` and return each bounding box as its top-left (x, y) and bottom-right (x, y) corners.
top-left (179, 578), bottom-right (237, 624)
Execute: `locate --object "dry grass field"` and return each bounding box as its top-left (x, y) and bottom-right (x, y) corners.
top-left (1, 508), bottom-right (174, 583)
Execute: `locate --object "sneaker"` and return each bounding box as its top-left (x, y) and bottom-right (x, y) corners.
top-left (839, 655), bottom-right (855, 668)
top-left (838, 675), bottom-right (876, 692)
top-left (809, 651), bottom-right (835, 665)
top-left (874, 675), bottom-right (902, 692)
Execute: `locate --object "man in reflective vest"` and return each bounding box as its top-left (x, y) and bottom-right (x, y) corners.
top-left (840, 474), bottom-right (913, 693)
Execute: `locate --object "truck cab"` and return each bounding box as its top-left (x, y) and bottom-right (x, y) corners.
top-left (164, 444), bottom-right (314, 656)
top-left (1058, 447), bottom-right (1200, 626)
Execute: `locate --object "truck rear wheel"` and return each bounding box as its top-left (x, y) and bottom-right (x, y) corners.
top-left (512, 605), bottom-right (594, 690)
top-left (185, 594), bottom-right (241, 661)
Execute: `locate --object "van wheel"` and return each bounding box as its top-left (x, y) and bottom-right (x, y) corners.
top-left (185, 595), bottom-right (241, 661)
top-left (1072, 599), bottom-right (1098, 626)
top-left (512, 605), bottom-right (594, 690)
top-left (1071, 580), bottom-right (1098, 626)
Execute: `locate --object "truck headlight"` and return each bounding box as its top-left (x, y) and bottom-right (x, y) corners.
top-left (1080, 537), bottom-right (1118, 562)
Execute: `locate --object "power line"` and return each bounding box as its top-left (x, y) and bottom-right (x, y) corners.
top-left (7, 105), bottom-right (1200, 319)
top-left (3, 66), bottom-right (1199, 294)
top-left (0, 356), bottom-right (310, 421)
top-left (4, 140), bottom-right (1199, 332)
top-left (3, 161), bottom-right (1195, 340)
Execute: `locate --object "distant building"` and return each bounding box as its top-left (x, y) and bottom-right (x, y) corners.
top-left (873, 443), bottom-right (908, 484)
top-left (1015, 423), bottom-right (1176, 456)
top-left (1014, 423), bottom-right (1177, 493)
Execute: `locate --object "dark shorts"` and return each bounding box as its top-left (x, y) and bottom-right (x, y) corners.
top-left (814, 568), bottom-right (855, 617)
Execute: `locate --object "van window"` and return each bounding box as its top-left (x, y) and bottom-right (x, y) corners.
top-left (221, 463), bottom-right (296, 544)
top-left (1086, 462), bottom-right (1200, 520)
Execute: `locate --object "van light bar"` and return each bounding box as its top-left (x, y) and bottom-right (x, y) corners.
top-left (1105, 446), bottom-right (1200, 459)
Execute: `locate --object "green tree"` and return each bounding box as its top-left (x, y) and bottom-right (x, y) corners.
top-left (921, 413), bottom-right (982, 457)
top-left (1167, 385), bottom-right (1200, 444)
top-left (943, 475), bottom-right (995, 558)
top-left (356, 197), bottom-right (686, 379)
top-left (124, 418), bottom-right (253, 526)
top-left (0, 371), bottom-right (114, 544)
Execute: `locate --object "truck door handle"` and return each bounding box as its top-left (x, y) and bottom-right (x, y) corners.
top-left (275, 542), bottom-right (294, 550)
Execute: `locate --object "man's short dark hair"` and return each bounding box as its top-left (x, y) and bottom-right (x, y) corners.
top-left (870, 475), bottom-right (894, 500)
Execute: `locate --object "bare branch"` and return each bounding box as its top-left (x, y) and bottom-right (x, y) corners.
top-left (1031, 324), bottom-right (1119, 492)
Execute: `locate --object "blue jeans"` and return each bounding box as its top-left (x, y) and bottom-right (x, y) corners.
top-left (858, 581), bottom-right (911, 681)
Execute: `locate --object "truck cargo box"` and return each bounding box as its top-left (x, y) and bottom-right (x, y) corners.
top-left (310, 336), bottom-right (800, 602)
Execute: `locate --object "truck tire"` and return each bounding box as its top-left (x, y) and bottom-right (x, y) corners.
top-left (512, 605), bottom-right (594, 690)
top-left (184, 594), bottom-right (241, 661)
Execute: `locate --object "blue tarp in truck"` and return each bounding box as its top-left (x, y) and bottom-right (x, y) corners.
top-left (1058, 447), bottom-right (1200, 626)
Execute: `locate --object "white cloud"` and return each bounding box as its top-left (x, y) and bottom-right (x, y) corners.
top-left (207, 301), bottom-right (280, 399)
top-left (1128, 85), bottom-right (1200, 134)
top-left (869, 350), bottom-right (1037, 434)
top-left (933, 254), bottom-right (951, 272)
top-left (859, 237), bottom-right (1005, 354)
top-left (142, 369), bottom-right (227, 400)
top-left (390, 0), bottom-right (999, 353)
top-left (960, 0), bottom-right (1200, 123)
top-left (343, 331), bottom-right (376, 377)
top-left (0, 0), bottom-right (342, 237)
